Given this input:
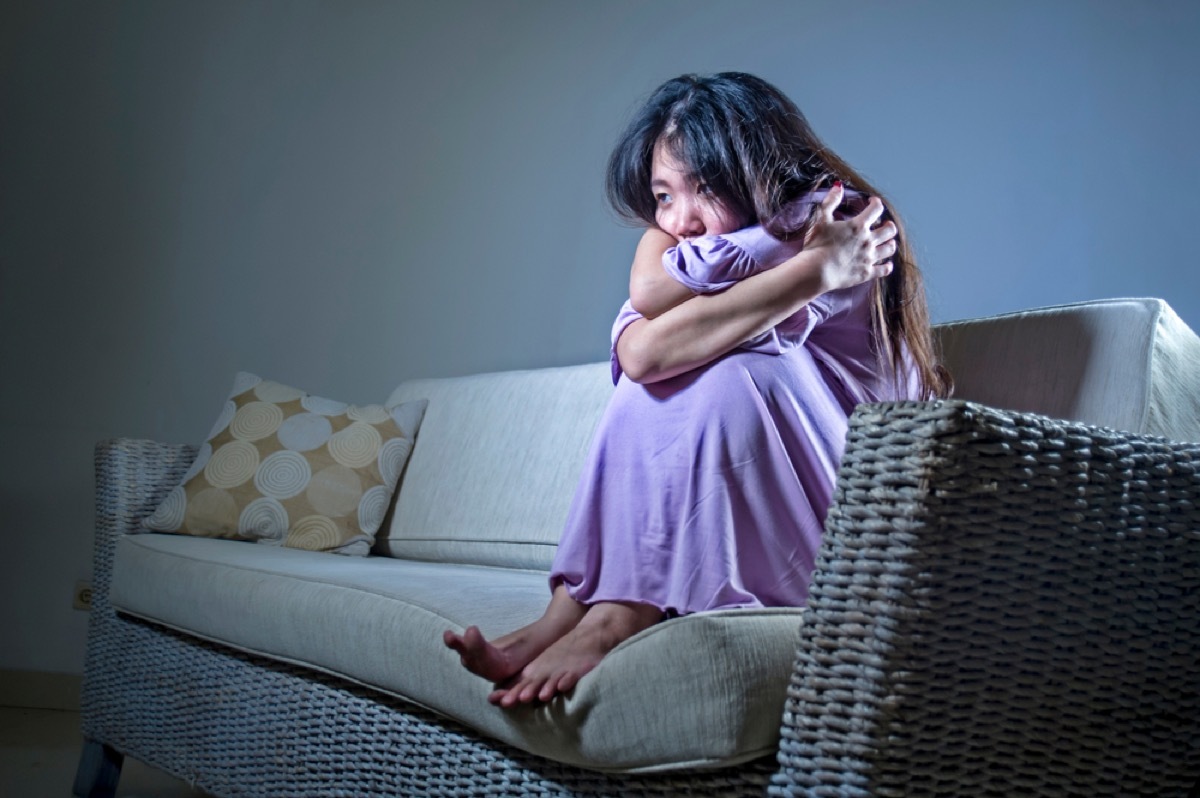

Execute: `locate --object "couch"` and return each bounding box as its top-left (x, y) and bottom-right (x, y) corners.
top-left (74, 297), bottom-right (1200, 797)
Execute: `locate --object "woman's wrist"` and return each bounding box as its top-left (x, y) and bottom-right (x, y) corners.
top-left (629, 228), bottom-right (689, 318)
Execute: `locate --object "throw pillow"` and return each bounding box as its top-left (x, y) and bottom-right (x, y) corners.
top-left (144, 372), bottom-right (427, 556)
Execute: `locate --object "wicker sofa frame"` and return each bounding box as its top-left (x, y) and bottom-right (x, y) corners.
top-left (75, 399), bottom-right (1200, 797)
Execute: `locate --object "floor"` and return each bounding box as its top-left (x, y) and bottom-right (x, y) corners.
top-left (0, 706), bottom-right (209, 797)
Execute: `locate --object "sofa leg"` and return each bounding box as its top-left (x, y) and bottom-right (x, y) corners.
top-left (73, 740), bottom-right (123, 798)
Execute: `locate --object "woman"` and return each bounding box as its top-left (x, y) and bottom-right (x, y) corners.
top-left (446, 72), bottom-right (949, 707)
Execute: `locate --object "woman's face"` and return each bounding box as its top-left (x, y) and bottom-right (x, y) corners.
top-left (650, 141), bottom-right (746, 240)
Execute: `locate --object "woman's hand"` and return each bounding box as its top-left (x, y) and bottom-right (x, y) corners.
top-left (803, 183), bottom-right (897, 293)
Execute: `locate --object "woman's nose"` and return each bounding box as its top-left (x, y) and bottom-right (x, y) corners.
top-left (667, 199), bottom-right (705, 239)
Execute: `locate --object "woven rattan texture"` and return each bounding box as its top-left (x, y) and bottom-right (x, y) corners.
top-left (80, 439), bottom-right (777, 797)
top-left (772, 400), bottom-right (1200, 798)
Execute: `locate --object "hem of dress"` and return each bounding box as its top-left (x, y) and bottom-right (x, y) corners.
top-left (551, 575), bottom-right (766, 618)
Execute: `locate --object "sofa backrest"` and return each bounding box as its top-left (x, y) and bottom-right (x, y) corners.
top-left (379, 362), bottom-right (612, 570)
top-left (380, 298), bottom-right (1200, 571)
top-left (936, 297), bottom-right (1200, 442)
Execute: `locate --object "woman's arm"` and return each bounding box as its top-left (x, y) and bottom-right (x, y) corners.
top-left (629, 227), bottom-right (692, 319)
top-left (617, 188), bottom-right (896, 384)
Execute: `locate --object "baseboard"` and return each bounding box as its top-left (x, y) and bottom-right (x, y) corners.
top-left (0, 669), bottom-right (82, 711)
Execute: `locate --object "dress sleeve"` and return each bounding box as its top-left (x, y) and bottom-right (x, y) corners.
top-left (658, 188), bottom-right (862, 295)
top-left (610, 300), bottom-right (644, 384)
top-left (661, 224), bottom-right (803, 294)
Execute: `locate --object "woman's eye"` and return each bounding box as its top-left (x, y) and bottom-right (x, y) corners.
top-left (655, 193), bottom-right (671, 206)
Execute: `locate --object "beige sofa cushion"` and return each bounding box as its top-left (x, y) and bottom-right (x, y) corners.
top-left (937, 297), bottom-right (1200, 442)
top-left (380, 362), bottom-right (612, 570)
top-left (142, 372), bottom-right (427, 556)
top-left (111, 533), bottom-right (802, 773)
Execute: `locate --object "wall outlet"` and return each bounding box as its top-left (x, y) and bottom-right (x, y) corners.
top-left (73, 581), bottom-right (93, 611)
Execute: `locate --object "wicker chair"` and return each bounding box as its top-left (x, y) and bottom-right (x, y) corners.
top-left (75, 397), bottom-right (1200, 797)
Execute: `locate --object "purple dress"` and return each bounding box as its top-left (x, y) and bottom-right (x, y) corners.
top-left (550, 193), bottom-right (916, 614)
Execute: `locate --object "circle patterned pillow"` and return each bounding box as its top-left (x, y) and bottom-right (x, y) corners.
top-left (144, 372), bottom-right (427, 556)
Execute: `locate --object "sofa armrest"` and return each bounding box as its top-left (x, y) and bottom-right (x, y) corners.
top-left (774, 400), bottom-right (1200, 797)
top-left (90, 438), bottom-right (197, 614)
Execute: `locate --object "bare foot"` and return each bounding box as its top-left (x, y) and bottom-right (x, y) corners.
top-left (444, 584), bottom-right (588, 685)
top-left (490, 601), bottom-right (662, 708)
top-left (442, 625), bottom-right (521, 683)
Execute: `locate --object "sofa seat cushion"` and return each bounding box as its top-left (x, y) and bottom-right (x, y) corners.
top-left (110, 533), bottom-right (803, 773)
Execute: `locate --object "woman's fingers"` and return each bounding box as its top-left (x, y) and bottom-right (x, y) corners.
top-left (808, 186), bottom-right (899, 288)
top-left (853, 196), bottom-right (886, 229)
top-left (872, 218), bottom-right (897, 239)
top-left (852, 197), bottom-right (896, 267)
top-left (819, 182), bottom-right (845, 220)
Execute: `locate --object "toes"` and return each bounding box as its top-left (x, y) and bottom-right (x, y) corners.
top-left (461, 625), bottom-right (485, 650)
top-left (487, 672), bottom-right (520, 706)
top-left (537, 671), bottom-right (567, 703)
top-left (500, 685), bottom-right (528, 708)
top-left (444, 626), bottom-right (482, 658)
top-left (492, 671), bottom-right (552, 708)
top-left (517, 678), bottom-right (545, 705)
top-left (490, 672), bottom-right (579, 708)
top-left (554, 669), bottom-right (581, 696)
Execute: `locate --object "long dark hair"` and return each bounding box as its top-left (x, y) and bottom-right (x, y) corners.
top-left (606, 72), bottom-right (951, 400)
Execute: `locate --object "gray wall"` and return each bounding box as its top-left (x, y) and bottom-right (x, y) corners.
top-left (2, 0), bottom-right (1198, 676)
